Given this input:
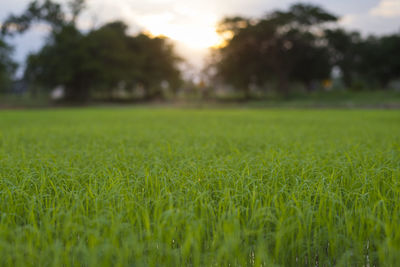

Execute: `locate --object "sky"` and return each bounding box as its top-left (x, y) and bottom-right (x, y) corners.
top-left (1, 0), bottom-right (400, 74)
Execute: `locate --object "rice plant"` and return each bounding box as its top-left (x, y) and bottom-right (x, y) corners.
top-left (0, 108), bottom-right (399, 266)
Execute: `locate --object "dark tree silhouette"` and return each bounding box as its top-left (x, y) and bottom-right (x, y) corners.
top-left (0, 38), bottom-right (17, 93)
top-left (212, 3), bottom-right (337, 97)
top-left (3, 0), bottom-right (182, 102)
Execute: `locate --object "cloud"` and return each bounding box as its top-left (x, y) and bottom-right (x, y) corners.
top-left (339, 12), bottom-right (400, 36)
top-left (370, 0), bottom-right (400, 17)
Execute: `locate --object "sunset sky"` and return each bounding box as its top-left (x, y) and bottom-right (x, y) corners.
top-left (1, 0), bottom-right (400, 72)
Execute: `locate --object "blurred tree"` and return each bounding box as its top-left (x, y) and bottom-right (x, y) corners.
top-left (24, 25), bottom-right (92, 100)
top-left (287, 30), bottom-right (332, 92)
top-left (25, 22), bottom-right (182, 101)
top-left (3, 0), bottom-right (182, 101)
top-left (213, 18), bottom-right (264, 98)
top-left (325, 30), bottom-right (400, 90)
top-left (267, 3), bottom-right (337, 28)
top-left (216, 17), bottom-right (250, 42)
top-left (213, 3), bottom-right (337, 97)
top-left (1, 0), bottom-right (66, 36)
top-left (2, 0), bottom-right (88, 100)
top-left (84, 21), bottom-right (135, 99)
top-left (133, 34), bottom-right (182, 100)
top-left (325, 29), bottom-right (363, 88)
top-left (358, 34), bottom-right (400, 89)
top-left (0, 38), bottom-right (17, 93)
top-left (68, 0), bottom-right (85, 25)
top-left (85, 22), bottom-right (182, 100)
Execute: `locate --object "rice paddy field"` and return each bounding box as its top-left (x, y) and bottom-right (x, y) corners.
top-left (0, 108), bottom-right (399, 266)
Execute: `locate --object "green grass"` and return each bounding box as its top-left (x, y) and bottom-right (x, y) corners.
top-left (235, 90), bottom-right (400, 108)
top-left (0, 108), bottom-right (399, 266)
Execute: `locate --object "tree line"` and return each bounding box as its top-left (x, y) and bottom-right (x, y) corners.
top-left (210, 4), bottom-right (400, 98)
top-left (0, 1), bottom-right (399, 102)
top-left (0, 0), bottom-right (181, 102)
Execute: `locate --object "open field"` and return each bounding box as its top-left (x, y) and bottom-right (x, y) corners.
top-left (0, 108), bottom-right (399, 266)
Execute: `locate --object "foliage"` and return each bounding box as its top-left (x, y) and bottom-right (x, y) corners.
top-left (3, 0), bottom-right (182, 102)
top-left (213, 3), bottom-right (400, 97)
top-left (324, 28), bottom-right (363, 88)
top-left (357, 34), bottom-right (400, 88)
top-left (1, 0), bottom-right (66, 35)
top-left (2, 1), bottom-right (400, 101)
top-left (0, 108), bottom-right (399, 266)
top-left (0, 38), bottom-right (17, 92)
top-left (213, 4), bottom-right (337, 97)
top-left (324, 29), bottom-right (400, 90)
top-left (24, 25), bottom-right (89, 100)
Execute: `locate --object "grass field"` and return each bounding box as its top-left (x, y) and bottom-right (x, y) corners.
top-left (0, 108), bottom-right (399, 266)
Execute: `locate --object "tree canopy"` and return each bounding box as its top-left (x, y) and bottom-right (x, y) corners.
top-left (1, 1), bottom-right (400, 101)
top-left (0, 38), bottom-right (17, 92)
top-left (212, 3), bottom-right (400, 97)
top-left (2, 0), bottom-right (182, 101)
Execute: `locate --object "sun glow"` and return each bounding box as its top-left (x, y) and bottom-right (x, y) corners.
top-left (150, 24), bottom-right (223, 49)
top-left (137, 11), bottom-right (224, 49)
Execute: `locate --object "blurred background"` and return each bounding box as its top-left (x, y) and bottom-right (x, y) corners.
top-left (0, 0), bottom-right (400, 107)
